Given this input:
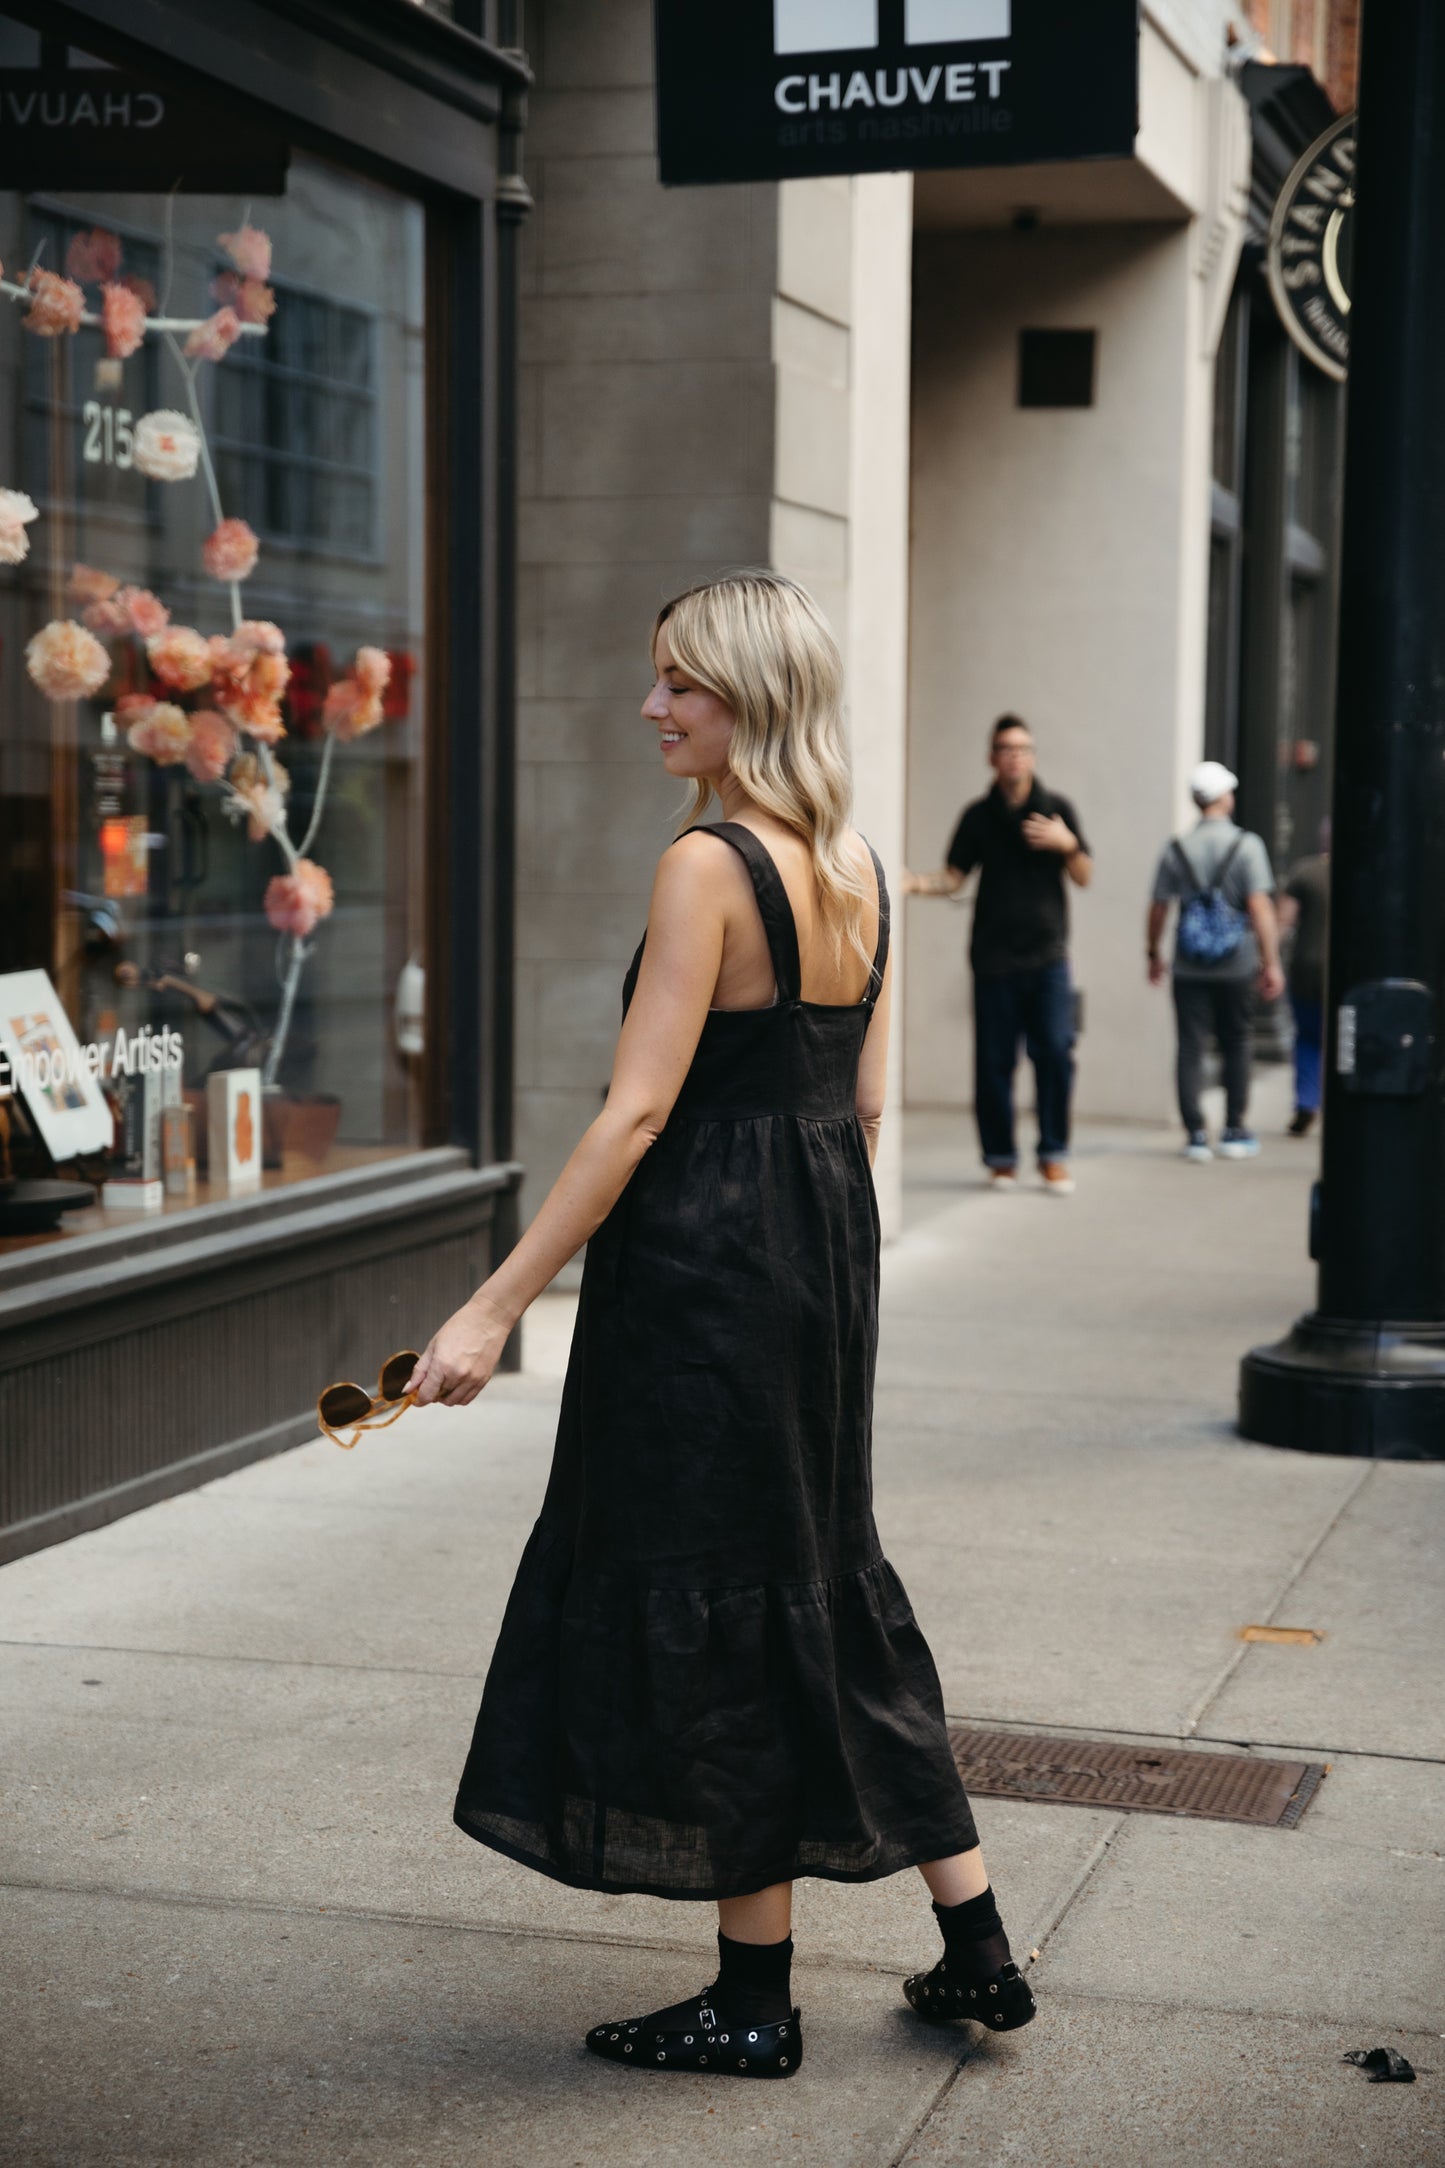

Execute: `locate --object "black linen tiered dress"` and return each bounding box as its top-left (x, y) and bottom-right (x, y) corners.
top-left (455, 823), bottom-right (979, 1899)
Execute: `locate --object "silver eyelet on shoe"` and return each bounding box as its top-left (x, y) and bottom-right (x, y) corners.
top-left (623, 2044), bottom-right (632, 2053)
top-left (738, 2057), bottom-right (748, 2068)
top-left (699, 2055), bottom-right (708, 2065)
top-left (990, 1983), bottom-right (998, 1994)
top-left (720, 2033), bottom-right (729, 2043)
top-left (748, 2032), bottom-right (758, 2043)
top-left (779, 2025), bottom-right (788, 2036)
top-left (610, 2032), bottom-right (618, 2040)
top-left (779, 2056), bottom-right (789, 2067)
top-left (684, 2036), bottom-right (693, 2044)
top-left (657, 2051), bottom-right (666, 2061)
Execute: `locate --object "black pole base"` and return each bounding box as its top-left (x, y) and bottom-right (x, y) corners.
top-left (1240, 1312), bottom-right (1445, 1460)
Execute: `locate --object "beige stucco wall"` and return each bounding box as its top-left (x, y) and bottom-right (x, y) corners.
top-left (516, 3), bottom-right (916, 1242)
top-left (904, 221), bottom-right (1207, 1124)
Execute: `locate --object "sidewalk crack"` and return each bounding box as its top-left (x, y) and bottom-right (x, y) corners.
top-left (1182, 1461), bottom-right (1376, 1738)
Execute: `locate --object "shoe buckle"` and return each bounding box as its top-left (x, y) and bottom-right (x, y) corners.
top-left (699, 2001), bottom-right (716, 2031)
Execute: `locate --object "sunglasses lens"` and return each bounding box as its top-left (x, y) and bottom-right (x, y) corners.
top-left (380, 1351), bottom-right (419, 1401)
top-left (320, 1383), bottom-right (373, 1426)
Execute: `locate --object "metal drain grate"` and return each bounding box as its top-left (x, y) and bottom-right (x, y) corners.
top-left (948, 1727), bottom-right (1327, 1828)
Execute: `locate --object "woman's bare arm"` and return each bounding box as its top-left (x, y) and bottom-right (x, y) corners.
top-left (409, 834), bottom-right (728, 1405)
top-left (856, 949), bottom-right (893, 1167)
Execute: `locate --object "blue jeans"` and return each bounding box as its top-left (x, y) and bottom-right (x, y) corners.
top-left (1292, 994), bottom-right (1323, 1113)
top-left (973, 961), bottom-right (1075, 1168)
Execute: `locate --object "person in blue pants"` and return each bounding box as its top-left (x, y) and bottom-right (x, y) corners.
top-left (1279, 840), bottom-right (1330, 1136)
top-left (904, 715), bottom-right (1092, 1195)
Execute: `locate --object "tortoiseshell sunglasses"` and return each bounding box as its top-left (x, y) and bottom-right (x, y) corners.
top-left (318, 1350), bottom-right (420, 1448)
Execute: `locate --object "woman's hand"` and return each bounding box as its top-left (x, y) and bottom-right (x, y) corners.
top-left (407, 1293), bottom-right (514, 1408)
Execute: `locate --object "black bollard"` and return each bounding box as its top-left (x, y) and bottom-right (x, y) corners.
top-left (1239, 0), bottom-right (1445, 1459)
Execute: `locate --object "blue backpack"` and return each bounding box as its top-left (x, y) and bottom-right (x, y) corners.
top-left (1172, 834), bottom-right (1247, 966)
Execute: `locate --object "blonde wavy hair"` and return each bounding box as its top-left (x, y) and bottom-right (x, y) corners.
top-left (654, 571), bottom-right (871, 969)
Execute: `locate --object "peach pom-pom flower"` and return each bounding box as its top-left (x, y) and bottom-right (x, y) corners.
top-left (233, 774), bottom-right (289, 841)
top-left (354, 646), bottom-right (391, 696)
top-left (184, 307), bottom-right (242, 363)
top-left (218, 224), bottom-right (272, 282)
top-left (23, 270), bottom-right (85, 337)
top-left (0, 488), bottom-right (39, 567)
top-left (323, 681), bottom-right (383, 741)
top-left (68, 564), bottom-right (119, 606)
top-left (202, 518), bottom-right (259, 582)
top-left (210, 629), bottom-right (289, 742)
top-left (323, 647), bottom-right (392, 741)
top-left (26, 620), bottom-right (110, 701)
top-left (264, 859), bottom-right (334, 938)
top-left (182, 710), bottom-right (239, 785)
top-left (82, 594), bottom-right (131, 634)
top-left (126, 702), bottom-right (193, 766)
top-left (146, 625), bottom-right (213, 693)
top-left (100, 281), bottom-right (148, 359)
top-left (121, 587), bottom-right (171, 639)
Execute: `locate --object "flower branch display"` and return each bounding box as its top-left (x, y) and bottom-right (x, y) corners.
top-left (9, 219), bottom-right (398, 1098)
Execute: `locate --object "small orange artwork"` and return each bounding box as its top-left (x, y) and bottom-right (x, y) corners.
top-left (233, 1088), bottom-right (254, 1166)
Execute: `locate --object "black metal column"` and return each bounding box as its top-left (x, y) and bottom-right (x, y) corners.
top-left (1239, 0), bottom-right (1445, 1458)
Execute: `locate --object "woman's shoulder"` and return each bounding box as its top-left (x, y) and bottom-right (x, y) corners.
top-left (652, 824), bottom-right (756, 904)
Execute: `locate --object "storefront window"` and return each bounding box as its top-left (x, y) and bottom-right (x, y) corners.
top-left (0, 61), bottom-right (430, 1244)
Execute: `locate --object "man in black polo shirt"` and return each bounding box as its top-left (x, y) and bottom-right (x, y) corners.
top-left (905, 714), bottom-right (1092, 1193)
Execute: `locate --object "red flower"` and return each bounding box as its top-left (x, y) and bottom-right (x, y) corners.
top-left (65, 228), bottom-right (122, 286)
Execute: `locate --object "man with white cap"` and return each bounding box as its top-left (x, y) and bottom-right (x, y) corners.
top-left (1146, 762), bottom-right (1284, 1161)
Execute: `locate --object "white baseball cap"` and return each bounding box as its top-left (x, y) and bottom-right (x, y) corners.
top-left (1189, 760), bottom-right (1238, 806)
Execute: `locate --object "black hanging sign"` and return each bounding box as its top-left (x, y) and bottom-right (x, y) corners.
top-left (1266, 113), bottom-right (1354, 383)
top-left (655, 0), bottom-right (1139, 187)
top-left (0, 70), bottom-right (290, 194)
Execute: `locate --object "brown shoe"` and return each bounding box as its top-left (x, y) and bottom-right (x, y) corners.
top-left (1039, 1162), bottom-right (1075, 1195)
top-left (987, 1168), bottom-right (1018, 1190)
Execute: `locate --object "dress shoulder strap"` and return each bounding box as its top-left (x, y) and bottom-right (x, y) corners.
top-left (865, 841), bottom-right (890, 1000)
top-left (683, 822), bottom-right (802, 1002)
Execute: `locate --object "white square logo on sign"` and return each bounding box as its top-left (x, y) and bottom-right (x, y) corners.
top-left (774, 0), bottom-right (878, 55)
top-left (905, 0), bottom-right (1011, 40)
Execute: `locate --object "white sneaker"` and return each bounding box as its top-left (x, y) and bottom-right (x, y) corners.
top-left (1182, 1132), bottom-right (1213, 1163)
top-left (1039, 1162), bottom-right (1075, 1195)
top-left (987, 1168), bottom-right (1018, 1190)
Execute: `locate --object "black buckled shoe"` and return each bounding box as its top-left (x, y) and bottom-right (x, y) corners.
top-left (585, 1992), bottom-right (802, 2077)
top-left (903, 1957), bottom-right (1036, 2031)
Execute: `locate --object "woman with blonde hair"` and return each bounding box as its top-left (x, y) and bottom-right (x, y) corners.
top-left (408, 571), bottom-right (1034, 2075)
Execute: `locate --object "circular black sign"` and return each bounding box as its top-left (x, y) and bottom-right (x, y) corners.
top-left (1267, 113), bottom-right (1355, 382)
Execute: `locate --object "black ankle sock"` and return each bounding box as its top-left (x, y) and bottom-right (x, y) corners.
top-left (643, 1931), bottom-right (794, 2033)
top-left (934, 1888), bottom-right (1011, 1984)
top-left (714, 1930), bottom-right (794, 2024)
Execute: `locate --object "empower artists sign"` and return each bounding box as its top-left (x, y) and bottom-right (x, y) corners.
top-left (655, 0), bottom-right (1139, 186)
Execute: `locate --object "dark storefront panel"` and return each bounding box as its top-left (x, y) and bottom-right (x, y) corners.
top-left (1205, 62), bottom-right (1346, 882)
top-left (0, 0), bottom-right (527, 1562)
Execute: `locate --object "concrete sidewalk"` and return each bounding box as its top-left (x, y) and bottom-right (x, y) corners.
top-left (2, 1101), bottom-right (1442, 2167)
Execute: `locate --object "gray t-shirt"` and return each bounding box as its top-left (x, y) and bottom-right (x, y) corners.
top-left (1151, 818), bottom-right (1275, 980)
